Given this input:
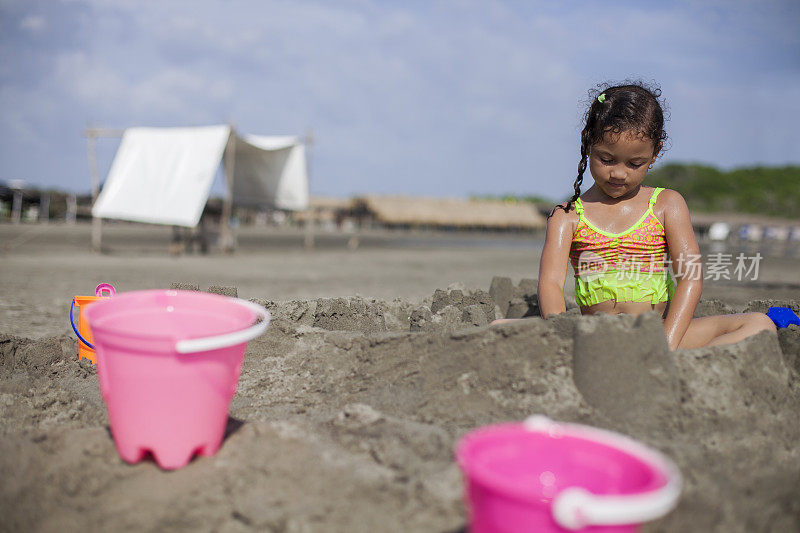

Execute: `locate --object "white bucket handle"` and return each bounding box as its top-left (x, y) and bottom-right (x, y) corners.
top-left (524, 416), bottom-right (682, 531)
top-left (175, 298), bottom-right (271, 354)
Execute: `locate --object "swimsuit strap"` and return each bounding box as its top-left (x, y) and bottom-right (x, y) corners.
top-left (649, 187), bottom-right (665, 207)
top-left (573, 197), bottom-right (584, 215)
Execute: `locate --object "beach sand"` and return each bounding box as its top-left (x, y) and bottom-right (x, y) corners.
top-left (1, 223), bottom-right (799, 532)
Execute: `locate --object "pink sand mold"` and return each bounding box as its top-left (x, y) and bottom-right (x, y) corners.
top-left (455, 415), bottom-right (682, 532)
top-left (84, 289), bottom-right (270, 470)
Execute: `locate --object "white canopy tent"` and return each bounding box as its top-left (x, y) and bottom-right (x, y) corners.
top-left (91, 125), bottom-right (309, 236)
top-left (231, 134), bottom-right (308, 212)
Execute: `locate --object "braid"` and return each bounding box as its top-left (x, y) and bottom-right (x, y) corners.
top-left (548, 127), bottom-right (590, 218)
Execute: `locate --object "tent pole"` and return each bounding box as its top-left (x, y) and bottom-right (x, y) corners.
top-left (10, 186), bottom-right (22, 224)
top-left (87, 129), bottom-right (102, 252)
top-left (304, 128), bottom-right (315, 251)
top-left (40, 193), bottom-right (50, 224)
top-left (221, 129), bottom-right (236, 253)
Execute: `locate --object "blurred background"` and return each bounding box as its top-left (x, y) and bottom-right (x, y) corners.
top-left (1, 0), bottom-right (798, 255)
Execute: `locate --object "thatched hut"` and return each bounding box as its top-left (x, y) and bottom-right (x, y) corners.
top-left (352, 195), bottom-right (546, 231)
top-left (293, 197), bottom-right (356, 226)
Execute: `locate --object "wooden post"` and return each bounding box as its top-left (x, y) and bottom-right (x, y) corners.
top-left (66, 194), bottom-right (77, 224)
top-left (84, 127), bottom-right (124, 252)
top-left (304, 128), bottom-right (315, 251)
top-left (220, 129), bottom-right (236, 253)
top-left (10, 187), bottom-right (22, 224)
top-left (40, 193), bottom-right (50, 224)
top-left (87, 130), bottom-right (102, 252)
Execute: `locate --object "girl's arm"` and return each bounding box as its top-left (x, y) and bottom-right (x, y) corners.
top-left (661, 190), bottom-right (703, 350)
top-left (537, 208), bottom-right (575, 318)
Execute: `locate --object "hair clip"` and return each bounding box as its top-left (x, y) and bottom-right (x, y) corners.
top-left (597, 93), bottom-right (606, 103)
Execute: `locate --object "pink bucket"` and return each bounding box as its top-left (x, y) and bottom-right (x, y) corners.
top-left (455, 416), bottom-right (682, 532)
top-left (84, 290), bottom-right (270, 470)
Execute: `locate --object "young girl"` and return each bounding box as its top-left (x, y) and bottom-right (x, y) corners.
top-left (500, 82), bottom-right (776, 350)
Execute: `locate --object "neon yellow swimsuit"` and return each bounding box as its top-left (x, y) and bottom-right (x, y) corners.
top-left (569, 187), bottom-right (675, 307)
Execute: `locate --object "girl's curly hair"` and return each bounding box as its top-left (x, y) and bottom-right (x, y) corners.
top-left (549, 80), bottom-right (669, 218)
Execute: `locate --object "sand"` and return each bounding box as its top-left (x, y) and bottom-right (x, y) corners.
top-left (1, 223), bottom-right (800, 532)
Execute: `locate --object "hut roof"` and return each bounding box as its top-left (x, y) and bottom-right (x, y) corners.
top-left (355, 195), bottom-right (546, 229)
top-left (293, 196), bottom-right (355, 223)
top-left (309, 196), bottom-right (355, 210)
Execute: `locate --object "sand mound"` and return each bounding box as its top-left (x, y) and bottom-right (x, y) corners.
top-left (1, 281), bottom-right (799, 532)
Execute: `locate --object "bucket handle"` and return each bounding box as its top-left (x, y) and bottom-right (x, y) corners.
top-left (523, 416), bottom-right (683, 531)
top-left (70, 298), bottom-right (95, 350)
top-left (174, 299), bottom-right (271, 354)
top-left (552, 482), bottom-right (682, 531)
top-left (95, 283), bottom-right (116, 297)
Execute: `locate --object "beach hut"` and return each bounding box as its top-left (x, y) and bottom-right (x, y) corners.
top-left (294, 197), bottom-right (356, 228)
top-left (353, 195), bottom-right (546, 231)
top-left (708, 222), bottom-right (731, 241)
top-left (89, 125), bottom-right (309, 251)
top-left (738, 224), bottom-right (763, 242)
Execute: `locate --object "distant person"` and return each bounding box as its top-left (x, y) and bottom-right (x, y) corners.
top-left (493, 81), bottom-right (775, 349)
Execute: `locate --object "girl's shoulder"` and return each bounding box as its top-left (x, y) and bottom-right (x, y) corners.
top-left (650, 187), bottom-right (691, 226)
top-left (546, 201), bottom-right (580, 233)
top-left (650, 187), bottom-right (687, 208)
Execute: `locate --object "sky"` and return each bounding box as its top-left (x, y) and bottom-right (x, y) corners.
top-left (1, 0), bottom-right (798, 201)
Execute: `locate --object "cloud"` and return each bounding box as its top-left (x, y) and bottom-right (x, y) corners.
top-left (19, 14), bottom-right (45, 33)
top-left (48, 50), bottom-right (234, 125)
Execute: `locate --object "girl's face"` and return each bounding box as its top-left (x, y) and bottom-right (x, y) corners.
top-left (588, 130), bottom-right (659, 199)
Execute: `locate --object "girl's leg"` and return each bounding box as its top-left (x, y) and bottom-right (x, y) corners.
top-left (489, 318), bottom-right (523, 326)
top-left (677, 312), bottom-right (777, 349)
